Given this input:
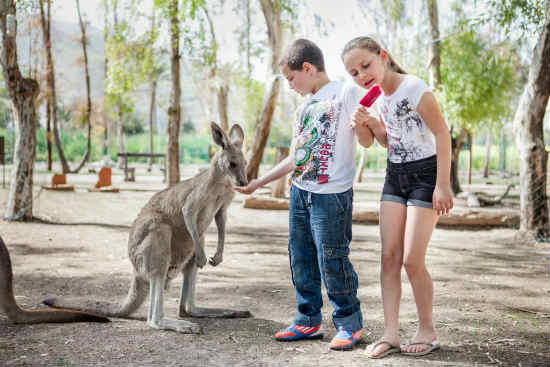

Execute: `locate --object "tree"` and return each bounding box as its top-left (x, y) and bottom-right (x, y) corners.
top-left (467, 0), bottom-right (548, 240)
top-left (246, 0), bottom-right (284, 180)
top-left (38, 0), bottom-right (70, 173)
top-left (512, 1), bottom-right (549, 240)
top-left (72, 0), bottom-right (92, 173)
top-left (0, 0), bottom-right (40, 221)
top-left (439, 31), bottom-right (519, 193)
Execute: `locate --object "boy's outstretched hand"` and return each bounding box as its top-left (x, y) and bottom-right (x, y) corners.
top-left (432, 184), bottom-right (453, 216)
top-left (233, 179), bottom-right (261, 195)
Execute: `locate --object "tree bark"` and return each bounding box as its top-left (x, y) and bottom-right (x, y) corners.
top-left (272, 146), bottom-right (289, 198)
top-left (513, 1), bottom-right (550, 240)
top-left (0, 1), bottom-right (40, 221)
top-left (167, 0), bottom-right (181, 186)
top-left (426, 0), bottom-right (441, 89)
top-left (148, 79), bottom-right (157, 171)
top-left (468, 131), bottom-right (473, 185)
top-left (499, 129), bottom-right (507, 172)
top-left (116, 105), bottom-right (125, 168)
top-left (71, 0), bottom-right (92, 173)
top-left (451, 128), bottom-right (468, 194)
top-left (217, 84), bottom-right (229, 131)
top-left (46, 98), bottom-right (52, 171)
top-left (102, 0), bottom-right (109, 157)
top-left (247, 0), bottom-right (283, 180)
top-left (483, 131), bottom-right (492, 178)
top-left (39, 0), bottom-right (70, 173)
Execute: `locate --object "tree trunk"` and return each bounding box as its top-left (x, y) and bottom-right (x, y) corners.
top-left (272, 146), bottom-right (289, 198)
top-left (39, 0), bottom-right (70, 174)
top-left (426, 0), bottom-right (441, 89)
top-left (46, 98), bottom-right (52, 171)
top-left (499, 129), bottom-right (507, 172)
top-left (148, 79), bottom-right (157, 171)
top-left (451, 128), bottom-right (468, 194)
top-left (167, 0), bottom-right (181, 186)
top-left (468, 131), bottom-right (473, 185)
top-left (217, 84), bottom-right (229, 131)
top-left (71, 0), bottom-right (91, 173)
top-left (483, 131), bottom-right (492, 178)
top-left (116, 106), bottom-right (125, 169)
top-left (103, 0), bottom-right (109, 157)
top-left (247, 0), bottom-right (283, 180)
top-left (246, 75), bottom-right (281, 180)
top-left (0, 1), bottom-right (40, 221)
top-left (355, 147), bottom-right (367, 183)
top-left (514, 1), bottom-right (550, 241)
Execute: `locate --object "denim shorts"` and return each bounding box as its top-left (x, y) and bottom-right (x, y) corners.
top-left (381, 155), bottom-right (437, 209)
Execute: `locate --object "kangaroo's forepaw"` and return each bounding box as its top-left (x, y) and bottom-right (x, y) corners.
top-left (208, 254), bottom-right (223, 266)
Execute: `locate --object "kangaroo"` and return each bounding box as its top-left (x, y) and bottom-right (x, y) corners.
top-left (0, 235), bottom-right (109, 324)
top-left (44, 122), bottom-right (251, 333)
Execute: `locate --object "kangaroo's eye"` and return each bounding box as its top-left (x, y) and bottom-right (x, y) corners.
top-left (229, 162), bottom-right (237, 168)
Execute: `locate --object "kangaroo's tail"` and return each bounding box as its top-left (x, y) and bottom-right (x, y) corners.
top-left (42, 274), bottom-right (148, 319)
top-left (0, 235), bottom-right (109, 324)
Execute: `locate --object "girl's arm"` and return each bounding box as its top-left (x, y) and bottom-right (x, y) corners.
top-left (351, 106), bottom-right (388, 147)
top-left (351, 117), bottom-right (374, 148)
top-left (417, 92), bottom-right (453, 215)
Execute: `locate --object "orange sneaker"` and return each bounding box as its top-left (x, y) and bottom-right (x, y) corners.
top-left (329, 328), bottom-right (364, 350)
top-left (274, 323), bottom-right (323, 342)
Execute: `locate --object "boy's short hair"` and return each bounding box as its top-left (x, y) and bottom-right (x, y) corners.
top-left (279, 39), bottom-right (325, 72)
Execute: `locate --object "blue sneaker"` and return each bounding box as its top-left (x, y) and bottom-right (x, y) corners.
top-left (274, 323), bottom-right (323, 342)
top-left (329, 327), bottom-right (364, 350)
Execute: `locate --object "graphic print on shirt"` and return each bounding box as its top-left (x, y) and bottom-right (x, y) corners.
top-left (382, 97), bottom-right (430, 163)
top-left (293, 99), bottom-right (341, 185)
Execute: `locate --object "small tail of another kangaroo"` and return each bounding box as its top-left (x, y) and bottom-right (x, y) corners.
top-left (42, 274), bottom-right (148, 319)
top-left (0, 235), bottom-right (109, 324)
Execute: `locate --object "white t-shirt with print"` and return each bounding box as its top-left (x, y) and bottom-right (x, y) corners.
top-left (380, 74), bottom-right (437, 163)
top-left (291, 80), bottom-right (363, 194)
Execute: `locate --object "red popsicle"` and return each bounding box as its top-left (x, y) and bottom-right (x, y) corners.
top-left (359, 85), bottom-right (382, 107)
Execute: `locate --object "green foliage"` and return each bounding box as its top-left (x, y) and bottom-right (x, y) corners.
top-left (233, 72), bottom-right (265, 146)
top-left (439, 31), bottom-right (521, 131)
top-left (472, 0), bottom-right (545, 36)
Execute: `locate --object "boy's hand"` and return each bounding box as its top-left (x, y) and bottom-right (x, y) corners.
top-left (433, 183), bottom-right (453, 216)
top-left (351, 106), bottom-right (380, 130)
top-left (233, 179), bottom-right (261, 195)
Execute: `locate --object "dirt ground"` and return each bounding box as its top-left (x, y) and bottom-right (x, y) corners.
top-left (0, 166), bottom-right (548, 366)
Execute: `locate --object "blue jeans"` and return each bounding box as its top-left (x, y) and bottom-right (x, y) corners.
top-left (288, 185), bottom-right (363, 331)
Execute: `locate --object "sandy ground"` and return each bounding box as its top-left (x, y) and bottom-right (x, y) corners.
top-left (0, 166), bottom-right (548, 366)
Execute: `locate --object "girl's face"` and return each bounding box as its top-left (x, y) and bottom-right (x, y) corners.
top-left (343, 48), bottom-right (387, 90)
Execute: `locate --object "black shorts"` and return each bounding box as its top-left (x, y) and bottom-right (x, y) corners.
top-left (381, 155), bottom-right (437, 209)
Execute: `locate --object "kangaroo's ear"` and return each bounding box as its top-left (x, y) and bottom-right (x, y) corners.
top-left (210, 121), bottom-right (229, 149)
top-left (228, 124), bottom-right (244, 150)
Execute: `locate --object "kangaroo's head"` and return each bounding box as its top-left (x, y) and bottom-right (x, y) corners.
top-left (211, 122), bottom-right (248, 187)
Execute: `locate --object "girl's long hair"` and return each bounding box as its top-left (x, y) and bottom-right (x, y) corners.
top-left (341, 36), bottom-right (407, 74)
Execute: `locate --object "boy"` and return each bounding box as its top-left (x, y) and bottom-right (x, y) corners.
top-left (234, 38), bottom-right (370, 350)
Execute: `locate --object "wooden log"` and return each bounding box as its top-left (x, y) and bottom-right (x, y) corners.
top-left (243, 195), bottom-right (289, 210)
top-left (243, 197), bottom-right (519, 228)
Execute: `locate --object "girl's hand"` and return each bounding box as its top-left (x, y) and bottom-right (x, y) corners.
top-left (432, 183), bottom-right (453, 216)
top-left (233, 179), bottom-right (260, 195)
top-left (351, 106), bottom-right (380, 129)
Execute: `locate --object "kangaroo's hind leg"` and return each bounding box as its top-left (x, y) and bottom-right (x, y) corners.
top-left (178, 235), bottom-right (251, 319)
top-left (143, 224), bottom-right (201, 333)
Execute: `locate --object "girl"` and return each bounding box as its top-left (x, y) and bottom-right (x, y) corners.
top-left (341, 36), bottom-right (453, 358)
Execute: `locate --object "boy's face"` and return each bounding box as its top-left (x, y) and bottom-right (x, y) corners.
top-left (343, 48), bottom-right (386, 90)
top-left (281, 63), bottom-right (314, 96)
